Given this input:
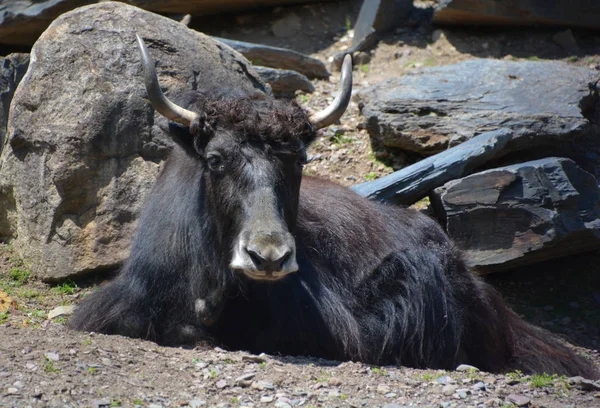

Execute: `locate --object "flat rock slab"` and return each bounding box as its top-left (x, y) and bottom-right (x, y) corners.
top-left (0, 0), bottom-right (330, 46)
top-left (431, 157), bottom-right (600, 272)
top-left (254, 66), bottom-right (314, 98)
top-left (434, 0), bottom-right (600, 30)
top-left (0, 2), bottom-right (267, 280)
top-left (351, 128), bottom-right (514, 205)
top-left (214, 37), bottom-right (329, 79)
top-left (358, 59), bottom-right (597, 156)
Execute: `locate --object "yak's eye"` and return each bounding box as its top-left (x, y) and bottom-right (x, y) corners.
top-left (206, 152), bottom-right (224, 172)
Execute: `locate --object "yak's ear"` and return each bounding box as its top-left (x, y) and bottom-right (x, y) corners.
top-left (159, 121), bottom-right (200, 157)
top-left (300, 124), bottom-right (319, 148)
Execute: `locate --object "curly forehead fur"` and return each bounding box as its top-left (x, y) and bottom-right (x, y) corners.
top-left (186, 90), bottom-right (316, 150)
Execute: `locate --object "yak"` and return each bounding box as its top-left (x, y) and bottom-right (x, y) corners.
top-left (71, 35), bottom-right (598, 379)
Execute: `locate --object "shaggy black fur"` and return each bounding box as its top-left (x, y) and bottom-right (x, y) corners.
top-left (71, 90), bottom-right (598, 379)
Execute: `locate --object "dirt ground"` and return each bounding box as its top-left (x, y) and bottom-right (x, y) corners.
top-left (2, 1), bottom-right (600, 407)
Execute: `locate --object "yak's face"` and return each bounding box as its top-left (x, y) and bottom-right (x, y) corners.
top-left (203, 130), bottom-right (308, 281)
top-left (135, 34), bottom-right (352, 282)
top-left (165, 94), bottom-right (316, 281)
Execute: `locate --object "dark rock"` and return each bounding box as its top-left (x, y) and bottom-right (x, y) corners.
top-left (357, 59), bottom-right (598, 156)
top-left (578, 379), bottom-right (600, 391)
top-left (352, 0), bottom-right (413, 50)
top-left (352, 51), bottom-right (371, 66)
top-left (214, 37), bottom-right (329, 79)
top-left (332, 0), bottom-right (413, 71)
top-left (434, 0), bottom-right (600, 30)
top-left (0, 0), bottom-right (92, 46)
top-left (431, 158), bottom-right (600, 272)
top-left (253, 66), bottom-right (314, 98)
top-left (271, 12), bottom-right (302, 38)
top-left (0, 54), bottom-right (29, 152)
top-left (351, 128), bottom-right (514, 205)
top-left (0, 2), bottom-right (267, 280)
top-left (0, 0), bottom-right (329, 46)
top-left (553, 29), bottom-right (580, 53)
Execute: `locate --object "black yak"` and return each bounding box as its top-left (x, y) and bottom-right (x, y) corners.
top-left (71, 35), bottom-right (598, 378)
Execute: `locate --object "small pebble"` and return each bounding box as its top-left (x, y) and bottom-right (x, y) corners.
top-left (328, 377), bottom-right (343, 386)
top-left (442, 385), bottom-right (457, 396)
top-left (456, 388), bottom-right (470, 399)
top-left (436, 375), bottom-right (454, 385)
top-left (44, 352), bottom-right (59, 361)
top-left (473, 381), bottom-right (487, 391)
top-left (456, 364), bottom-right (479, 372)
top-left (507, 394), bottom-right (531, 406)
top-left (242, 355), bottom-right (266, 364)
top-left (377, 384), bottom-right (391, 394)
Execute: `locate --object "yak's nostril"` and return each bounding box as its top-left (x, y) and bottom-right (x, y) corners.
top-left (247, 249), bottom-right (265, 269)
top-left (278, 250), bottom-right (292, 269)
top-left (246, 247), bottom-right (292, 272)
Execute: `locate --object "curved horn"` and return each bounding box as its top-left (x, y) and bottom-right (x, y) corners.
top-left (310, 54), bottom-right (353, 129)
top-left (136, 34), bottom-right (198, 127)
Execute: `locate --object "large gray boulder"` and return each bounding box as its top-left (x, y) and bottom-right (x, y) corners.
top-left (0, 0), bottom-right (332, 46)
top-left (0, 1), bottom-right (268, 280)
top-left (431, 158), bottom-right (600, 272)
top-left (358, 59), bottom-right (598, 156)
top-left (434, 0), bottom-right (600, 30)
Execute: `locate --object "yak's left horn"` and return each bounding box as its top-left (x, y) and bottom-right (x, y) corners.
top-left (310, 54), bottom-right (353, 130)
top-left (136, 34), bottom-right (198, 127)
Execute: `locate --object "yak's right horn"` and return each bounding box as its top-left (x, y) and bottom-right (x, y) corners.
top-left (136, 34), bottom-right (198, 127)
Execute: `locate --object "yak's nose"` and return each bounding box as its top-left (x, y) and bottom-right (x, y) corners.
top-left (230, 231), bottom-right (299, 280)
top-left (245, 245), bottom-right (292, 273)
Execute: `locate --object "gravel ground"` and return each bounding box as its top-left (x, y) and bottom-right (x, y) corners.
top-left (1, 322), bottom-right (599, 408)
top-left (3, 1), bottom-right (600, 407)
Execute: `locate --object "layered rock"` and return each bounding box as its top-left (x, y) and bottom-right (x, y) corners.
top-left (358, 59), bottom-right (598, 156)
top-left (434, 0), bottom-right (600, 30)
top-left (431, 158), bottom-right (600, 272)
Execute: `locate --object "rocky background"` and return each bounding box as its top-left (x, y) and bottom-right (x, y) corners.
top-left (1, 0), bottom-right (600, 407)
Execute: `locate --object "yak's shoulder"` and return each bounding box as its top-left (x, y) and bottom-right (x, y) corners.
top-left (298, 176), bottom-right (450, 250)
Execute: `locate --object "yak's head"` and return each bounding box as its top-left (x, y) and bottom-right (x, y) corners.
top-left (136, 35), bottom-right (352, 282)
